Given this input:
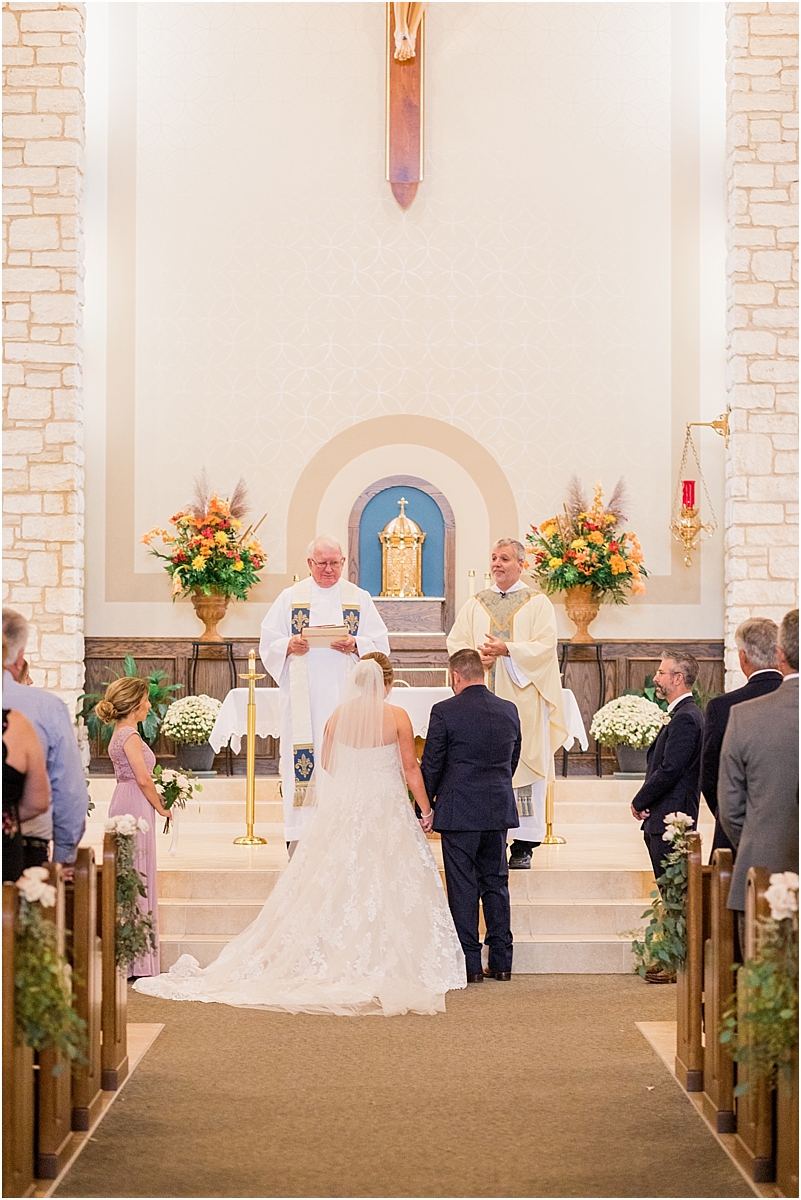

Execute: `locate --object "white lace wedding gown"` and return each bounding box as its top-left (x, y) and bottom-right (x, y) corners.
top-left (135, 742), bottom-right (466, 1016)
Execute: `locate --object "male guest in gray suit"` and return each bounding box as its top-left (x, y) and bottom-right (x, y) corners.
top-left (700, 618), bottom-right (782, 855)
top-left (631, 651), bottom-right (704, 884)
top-left (719, 609), bottom-right (799, 937)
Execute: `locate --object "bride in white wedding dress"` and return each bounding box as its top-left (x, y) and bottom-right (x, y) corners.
top-left (134, 655), bottom-right (466, 1016)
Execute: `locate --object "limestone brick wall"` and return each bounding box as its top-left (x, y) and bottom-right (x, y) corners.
top-left (2, 2), bottom-right (86, 705)
top-left (725, 2), bottom-right (799, 680)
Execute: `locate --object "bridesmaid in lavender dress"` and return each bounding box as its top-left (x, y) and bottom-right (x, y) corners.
top-left (96, 677), bottom-right (170, 979)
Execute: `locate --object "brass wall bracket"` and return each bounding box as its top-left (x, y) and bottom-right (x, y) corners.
top-left (687, 408), bottom-right (730, 449)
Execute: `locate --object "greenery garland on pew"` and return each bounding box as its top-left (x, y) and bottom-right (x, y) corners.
top-left (14, 868), bottom-right (86, 1064)
top-left (105, 816), bottom-right (157, 970)
top-left (630, 814), bottom-right (695, 977)
top-left (720, 872), bottom-right (799, 1092)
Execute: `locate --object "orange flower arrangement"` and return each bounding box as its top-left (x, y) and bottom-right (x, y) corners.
top-left (142, 475), bottom-right (265, 601)
top-left (527, 477), bottom-right (647, 603)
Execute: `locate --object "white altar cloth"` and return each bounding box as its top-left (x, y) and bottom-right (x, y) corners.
top-left (210, 686), bottom-right (588, 756)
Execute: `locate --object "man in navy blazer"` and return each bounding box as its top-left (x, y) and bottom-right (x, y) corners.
top-left (700, 618), bottom-right (782, 855)
top-left (631, 651), bottom-right (704, 883)
top-left (421, 649), bottom-right (521, 983)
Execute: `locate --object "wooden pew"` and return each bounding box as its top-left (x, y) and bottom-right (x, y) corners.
top-left (97, 832), bottom-right (129, 1091)
top-left (2, 882), bottom-right (35, 1198)
top-left (675, 832), bottom-right (711, 1092)
top-left (776, 1045), bottom-right (798, 1198)
top-left (69, 847), bottom-right (103, 1130)
top-left (701, 847), bottom-right (737, 1133)
top-left (733, 866), bottom-right (774, 1185)
top-left (35, 864), bottom-right (73, 1180)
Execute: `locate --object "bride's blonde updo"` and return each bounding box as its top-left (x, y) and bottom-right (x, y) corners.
top-left (95, 676), bottom-right (149, 725)
top-left (358, 652), bottom-right (394, 687)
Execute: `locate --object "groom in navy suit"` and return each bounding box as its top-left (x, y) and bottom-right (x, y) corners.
top-left (421, 649), bottom-right (521, 983)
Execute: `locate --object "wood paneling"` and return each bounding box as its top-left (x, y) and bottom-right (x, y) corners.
top-left (84, 639), bottom-right (279, 775)
top-left (375, 599), bottom-right (445, 633)
top-left (85, 636), bottom-right (724, 776)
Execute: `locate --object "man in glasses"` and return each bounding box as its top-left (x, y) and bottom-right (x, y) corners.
top-left (260, 536), bottom-right (390, 850)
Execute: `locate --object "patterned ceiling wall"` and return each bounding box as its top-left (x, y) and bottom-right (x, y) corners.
top-left (83, 3), bottom-right (726, 637)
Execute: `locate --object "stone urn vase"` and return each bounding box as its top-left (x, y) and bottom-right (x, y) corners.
top-left (176, 742), bottom-right (215, 772)
top-left (615, 744), bottom-right (649, 774)
top-left (190, 591), bottom-right (229, 642)
top-left (563, 584), bottom-right (601, 643)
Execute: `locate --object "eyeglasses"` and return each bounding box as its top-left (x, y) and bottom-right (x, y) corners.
top-left (310, 559), bottom-right (344, 569)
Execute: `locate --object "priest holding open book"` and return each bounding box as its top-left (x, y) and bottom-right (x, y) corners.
top-left (259, 537), bottom-right (390, 847)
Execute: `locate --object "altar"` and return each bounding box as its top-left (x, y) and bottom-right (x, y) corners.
top-left (210, 685), bottom-right (589, 757)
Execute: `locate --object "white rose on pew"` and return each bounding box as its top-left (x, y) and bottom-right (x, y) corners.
top-left (16, 868), bottom-right (56, 907)
top-left (662, 812), bottom-right (694, 842)
top-left (136, 817), bottom-right (150, 833)
top-left (105, 813), bottom-right (139, 837)
top-left (765, 872), bottom-right (799, 922)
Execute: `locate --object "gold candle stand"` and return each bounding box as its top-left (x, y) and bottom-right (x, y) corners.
top-left (541, 782), bottom-right (565, 846)
top-left (233, 650), bottom-right (268, 846)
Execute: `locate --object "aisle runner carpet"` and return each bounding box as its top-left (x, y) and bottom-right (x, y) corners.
top-left (55, 977), bottom-right (751, 1198)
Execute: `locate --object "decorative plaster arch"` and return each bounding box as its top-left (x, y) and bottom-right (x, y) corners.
top-left (280, 416), bottom-right (519, 593)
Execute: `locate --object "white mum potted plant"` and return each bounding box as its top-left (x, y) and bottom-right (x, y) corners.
top-left (160, 694), bottom-right (222, 772)
top-left (589, 695), bottom-right (669, 775)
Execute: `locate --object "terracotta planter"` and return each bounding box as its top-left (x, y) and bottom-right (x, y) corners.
top-left (563, 584), bottom-right (601, 643)
top-left (190, 591), bottom-right (230, 643)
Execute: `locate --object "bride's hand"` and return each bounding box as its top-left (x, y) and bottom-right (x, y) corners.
top-left (419, 809), bottom-right (434, 833)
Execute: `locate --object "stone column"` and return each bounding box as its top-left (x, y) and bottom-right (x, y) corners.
top-left (2, 2), bottom-right (86, 706)
top-left (725, 2), bottom-right (799, 681)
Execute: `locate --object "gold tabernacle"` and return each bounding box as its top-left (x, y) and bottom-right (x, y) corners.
top-left (379, 496), bottom-right (426, 597)
top-left (233, 650), bottom-right (268, 846)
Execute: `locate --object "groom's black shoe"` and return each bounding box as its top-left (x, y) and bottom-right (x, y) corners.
top-left (483, 968), bottom-right (512, 981)
top-left (466, 971), bottom-right (484, 984)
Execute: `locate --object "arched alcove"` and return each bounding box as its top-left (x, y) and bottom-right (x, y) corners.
top-left (348, 476), bottom-right (456, 630)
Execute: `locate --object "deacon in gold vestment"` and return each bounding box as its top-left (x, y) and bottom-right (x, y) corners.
top-left (447, 539), bottom-right (567, 867)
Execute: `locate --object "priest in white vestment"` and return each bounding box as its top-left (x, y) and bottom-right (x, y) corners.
top-left (447, 539), bottom-right (567, 868)
top-left (260, 537), bottom-right (390, 845)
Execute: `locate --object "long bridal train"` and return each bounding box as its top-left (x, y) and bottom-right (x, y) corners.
top-left (135, 665), bottom-right (466, 1016)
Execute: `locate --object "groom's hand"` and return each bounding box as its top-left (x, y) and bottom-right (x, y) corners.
top-left (287, 635), bottom-right (310, 656)
top-left (330, 635), bottom-right (357, 654)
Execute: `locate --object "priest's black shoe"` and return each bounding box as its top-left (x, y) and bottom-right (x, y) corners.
top-left (483, 968), bottom-right (512, 981)
top-left (466, 972), bottom-right (484, 984)
top-left (508, 852), bottom-right (532, 869)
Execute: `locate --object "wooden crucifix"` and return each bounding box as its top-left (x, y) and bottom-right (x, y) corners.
top-left (386, 2), bottom-right (426, 210)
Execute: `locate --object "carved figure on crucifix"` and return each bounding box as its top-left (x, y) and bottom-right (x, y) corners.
top-left (393, 2), bottom-right (425, 61)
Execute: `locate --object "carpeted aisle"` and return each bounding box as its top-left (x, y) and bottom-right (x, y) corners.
top-left (55, 976), bottom-right (751, 1198)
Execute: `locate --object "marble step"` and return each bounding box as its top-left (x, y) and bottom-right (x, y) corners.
top-left (155, 865), bottom-right (654, 902)
top-left (86, 776), bottom-right (644, 826)
top-left (157, 932), bottom-right (637, 975)
top-left (157, 895), bottom-right (650, 939)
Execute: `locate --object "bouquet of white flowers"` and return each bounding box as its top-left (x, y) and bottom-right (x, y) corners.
top-left (160, 694), bottom-right (222, 746)
top-left (590, 694), bottom-right (670, 749)
top-left (153, 765), bottom-right (202, 833)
